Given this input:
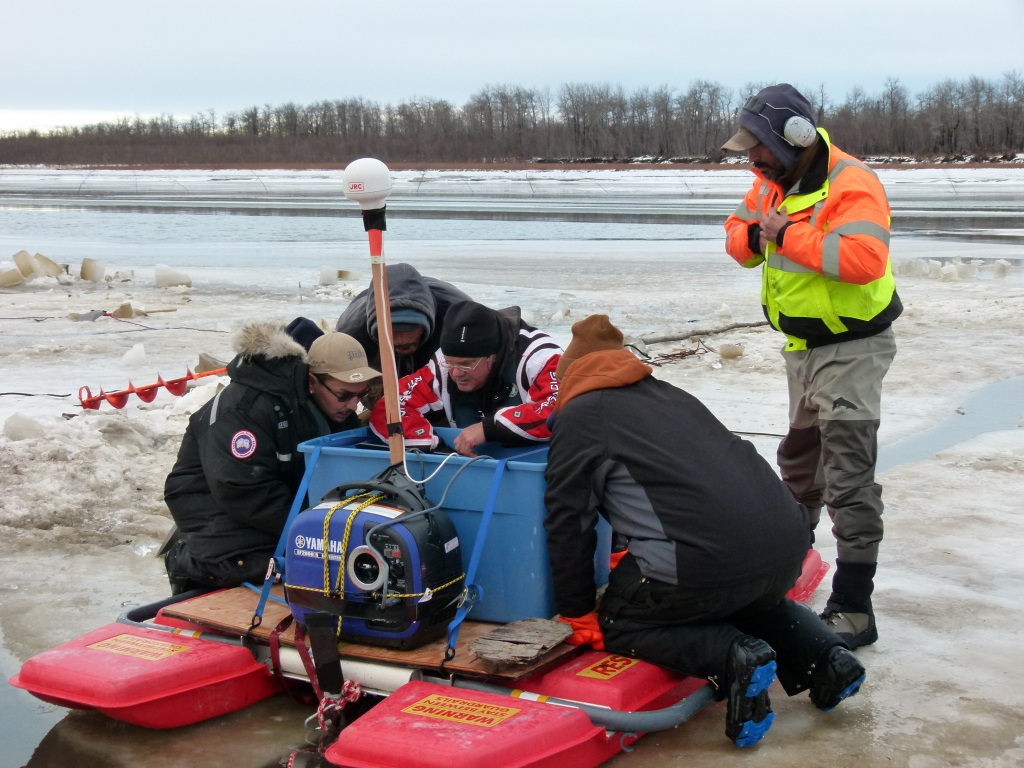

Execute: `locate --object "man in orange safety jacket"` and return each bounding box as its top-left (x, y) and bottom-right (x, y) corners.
top-left (722, 83), bottom-right (902, 650)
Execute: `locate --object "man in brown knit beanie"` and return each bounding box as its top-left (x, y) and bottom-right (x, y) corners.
top-left (544, 314), bottom-right (864, 748)
top-left (555, 314), bottom-right (625, 381)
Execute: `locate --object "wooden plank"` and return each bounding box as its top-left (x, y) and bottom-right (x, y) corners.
top-left (161, 587), bottom-right (577, 680)
top-left (469, 618), bottom-right (573, 671)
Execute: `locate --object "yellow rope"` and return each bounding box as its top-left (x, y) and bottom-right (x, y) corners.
top-left (307, 495), bottom-right (462, 640)
top-left (321, 493), bottom-right (385, 596)
top-left (374, 572), bottom-right (465, 599)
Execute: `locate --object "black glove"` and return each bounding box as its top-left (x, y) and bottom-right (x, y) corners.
top-left (747, 222), bottom-right (763, 255)
top-left (431, 435), bottom-right (456, 454)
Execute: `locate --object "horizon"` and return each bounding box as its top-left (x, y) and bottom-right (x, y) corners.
top-left (2, 72), bottom-right (1021, 135)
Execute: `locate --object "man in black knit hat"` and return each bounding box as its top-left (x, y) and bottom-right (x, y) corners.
top-left (369, 300), bottom-right (562, 456)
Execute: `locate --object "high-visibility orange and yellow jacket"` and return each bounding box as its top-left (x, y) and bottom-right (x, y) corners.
top-left (724, 128), bottom-right (902, 351)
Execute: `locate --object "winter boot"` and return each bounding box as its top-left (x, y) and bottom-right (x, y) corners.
top-left (821, 561), bottom-right (878, 649)
top-left (723, 636), bottom-right (777, 747)
top-left (809, 645), bottom-right (866, 711)
top-left (821, 609), bottom-right (877, 649)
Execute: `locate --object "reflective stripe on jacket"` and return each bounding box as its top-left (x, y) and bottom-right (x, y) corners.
top-left (724, 128), bottom-right (902, 350)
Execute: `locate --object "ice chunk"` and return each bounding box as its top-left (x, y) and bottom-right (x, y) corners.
top-left (927, 260), bottom-right (944, 279)
top-left (940, 264), bottom-right (959, 282)
top-left (0, 267), bottom-right (23, 287)
top-left (110, 302), bottom-right (137, 319)
top-left (719, 343), bottom-right (745, 359)
top-left (154, 265), bottom-right (192, 288)
top-left (4, 413), bottom-right (46, 441)
top-left (12, 250), bottom-right (37, 278)
top-left (956, 261), bottom-right (978, 279)
top-left (993, 260), bottom-right (1012, 278)
top-left (319, 266), bottom-right (338, 285)
top-left (120, 343), bottom-right (147, 368)
top-left (80, 258), bottom-right (105, 282)
top-left (33, 253), bottom-right (65, 277)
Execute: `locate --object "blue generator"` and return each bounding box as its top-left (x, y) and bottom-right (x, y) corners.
top-left (284, 476), bottom-right (463, 651)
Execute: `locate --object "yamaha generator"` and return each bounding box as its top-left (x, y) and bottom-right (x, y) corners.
top-left (284, 471), bottom-right (464, 651)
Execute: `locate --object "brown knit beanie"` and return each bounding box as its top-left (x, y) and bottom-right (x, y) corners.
top-left (555, 314), bottom-right (625, 380)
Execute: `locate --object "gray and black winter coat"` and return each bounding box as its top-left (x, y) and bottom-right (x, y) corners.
top-left (544, 349), bottom-right (810, 619)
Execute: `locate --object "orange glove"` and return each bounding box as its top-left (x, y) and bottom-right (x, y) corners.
top-left (609, 549), bottom-right (628, 570)
top-left (559, 612), bottom-right (604, 650)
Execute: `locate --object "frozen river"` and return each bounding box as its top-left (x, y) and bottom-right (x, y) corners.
top-left (2, 166), bottom-right (1023, 768)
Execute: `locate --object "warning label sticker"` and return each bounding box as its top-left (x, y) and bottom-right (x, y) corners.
top-left (576, 654), bottom-right (639, 680)
top-left (87, 634), bottom-right (192, 661)
top-left (401, 694), bottom-right (520, 727)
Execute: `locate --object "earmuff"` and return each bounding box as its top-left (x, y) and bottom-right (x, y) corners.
top-left (743, 96), bottom-right (817, 148)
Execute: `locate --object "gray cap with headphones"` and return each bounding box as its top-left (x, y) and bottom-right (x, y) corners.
top-left (722, 83), bottom-right (817, 171)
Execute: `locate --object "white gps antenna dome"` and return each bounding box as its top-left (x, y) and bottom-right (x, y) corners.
top-left (343, 158), bottom-right (393, 210)
top-left (783, 116), bottom-right (817, 148)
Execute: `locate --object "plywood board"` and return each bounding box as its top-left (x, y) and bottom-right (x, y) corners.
top-left (161, 587), bottom-right (576, 680)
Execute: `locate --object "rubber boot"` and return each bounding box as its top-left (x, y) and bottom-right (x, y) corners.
top-left (822, 561), bottom-right (878, 649)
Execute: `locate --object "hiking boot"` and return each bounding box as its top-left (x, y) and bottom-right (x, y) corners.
top-left (820, 608), bottom-right (878, 649)
top-left (724, 636), bottom-right (777, 747)
top-left (810, 645), bottom-right (866, 711)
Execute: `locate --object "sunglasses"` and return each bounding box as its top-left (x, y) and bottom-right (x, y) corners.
top-left (321, 382), bottom-right (369, 404)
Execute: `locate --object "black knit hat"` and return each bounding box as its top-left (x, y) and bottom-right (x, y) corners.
top-left (440, 301), bottom-right (501, 358)
top-left (285, 316), bottom-right (325, 352)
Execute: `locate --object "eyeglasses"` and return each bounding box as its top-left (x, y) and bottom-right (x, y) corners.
top-left (439, 357), bottom-right (486, 372)
top-left (321, 383), bottom-right (369, 404)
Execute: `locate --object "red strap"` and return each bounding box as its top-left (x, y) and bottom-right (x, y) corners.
top-left (293, 622), bottom-right (324, 701)
top-left (269, 615), bottom-right (316, 705)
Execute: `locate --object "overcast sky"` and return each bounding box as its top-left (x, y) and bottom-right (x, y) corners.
top-left (2, 0), bottom-right (1023, 131)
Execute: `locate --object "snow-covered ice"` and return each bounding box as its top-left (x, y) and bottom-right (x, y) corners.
top-left (1, 167), bottom-right (1023, 767)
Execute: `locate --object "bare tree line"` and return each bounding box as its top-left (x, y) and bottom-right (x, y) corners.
top-left (2, 74), bottom-right (1022, 166)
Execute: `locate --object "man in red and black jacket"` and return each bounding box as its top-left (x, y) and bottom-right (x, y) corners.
top-left (370, 300), bottom-right (561, 456)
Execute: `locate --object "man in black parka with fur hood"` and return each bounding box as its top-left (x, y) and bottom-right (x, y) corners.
top-left (163, 321), bottom-right (378, 593)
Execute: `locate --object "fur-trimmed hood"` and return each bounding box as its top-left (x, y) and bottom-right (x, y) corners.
top-left (226, 320), bottom-right (310, 402)
top-left (232, 320), bottom-right (307, 362)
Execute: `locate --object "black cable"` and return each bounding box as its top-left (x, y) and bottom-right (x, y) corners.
top-left (0, 392), bottom-right (72, 398)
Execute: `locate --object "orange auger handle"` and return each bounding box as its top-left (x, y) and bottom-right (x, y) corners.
top-left (78, 368), bottom-right (227, 410)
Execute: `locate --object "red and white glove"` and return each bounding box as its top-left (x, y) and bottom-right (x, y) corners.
top-left (559, 612), bottom-right (604, 650)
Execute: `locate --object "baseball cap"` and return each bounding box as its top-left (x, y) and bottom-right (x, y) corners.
top-left (722, 83), bottom-right (816, 170)
top-left (308, 332), bottom-right (381, 384)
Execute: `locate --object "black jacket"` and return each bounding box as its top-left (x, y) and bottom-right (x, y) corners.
top-left (544, 351), bottom-right (809, 618)
top-left (164, 321), bottom-right (357, 563)
top-left (335, 263), bottom-right (471, 378)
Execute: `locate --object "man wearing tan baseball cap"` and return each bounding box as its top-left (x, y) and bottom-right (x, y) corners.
top-left (307, 332), bottom-right (382, 426)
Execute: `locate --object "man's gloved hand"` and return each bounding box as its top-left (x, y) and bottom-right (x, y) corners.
top-left (558, 612), bottom-right (604, 650)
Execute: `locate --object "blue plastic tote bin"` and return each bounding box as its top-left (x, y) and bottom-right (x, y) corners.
top-left (296, 427), bottom-right (610, 623)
